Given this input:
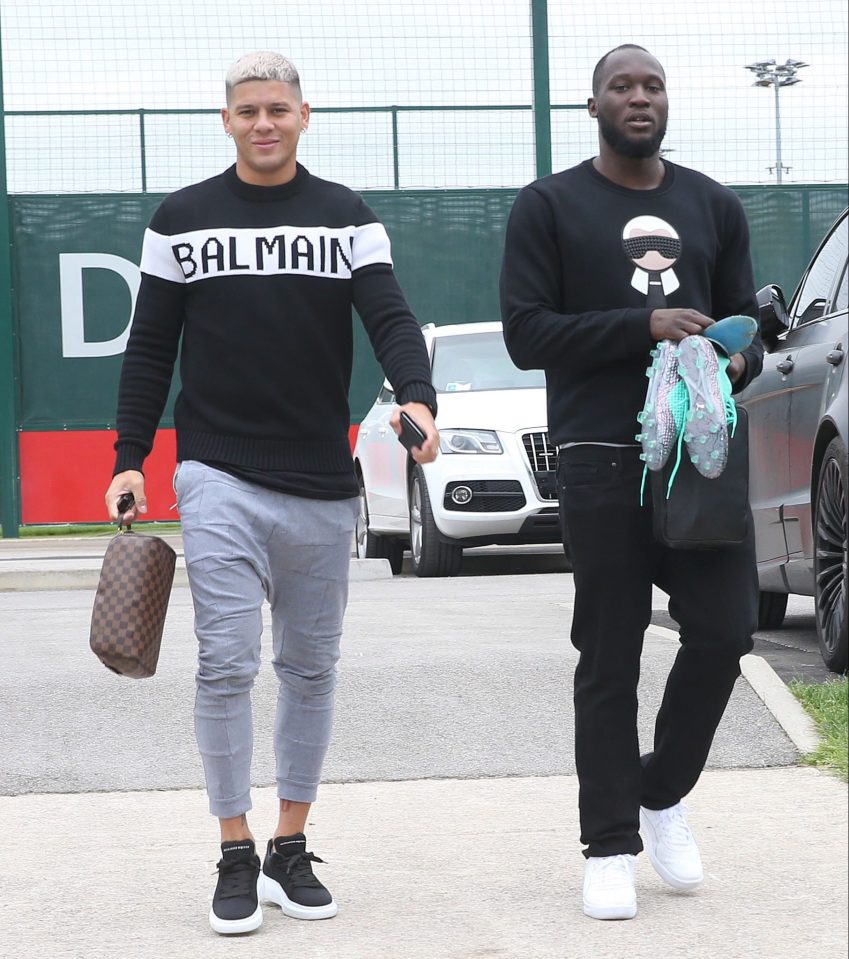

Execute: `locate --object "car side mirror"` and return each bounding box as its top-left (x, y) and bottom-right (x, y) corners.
top-left (756, 284), bottom-right (790, 352)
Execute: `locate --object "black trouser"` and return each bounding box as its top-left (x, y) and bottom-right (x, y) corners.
top-left (557, 444), bottom-right (758, 859)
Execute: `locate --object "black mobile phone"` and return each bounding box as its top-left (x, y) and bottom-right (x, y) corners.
top-left (397, 410), bottom-right (427, 452)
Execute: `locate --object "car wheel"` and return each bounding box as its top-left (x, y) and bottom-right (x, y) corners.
top-left (757, 591), bottom-right (788, 630)
top-left (409, 465), bottom-right (462, 577)
top-left (814, 438), bottom-right (848, 673)
top-left (355, 472), bottom-right (404, 575)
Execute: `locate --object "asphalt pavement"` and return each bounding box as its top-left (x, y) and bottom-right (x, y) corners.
top-left (431, 544), bottom-right (836, 685)
top-left (0, 534), bottom-right (845, 959)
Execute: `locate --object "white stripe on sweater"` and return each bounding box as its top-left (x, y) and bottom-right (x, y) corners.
top-left (140, 221), bottom-right (391, 284)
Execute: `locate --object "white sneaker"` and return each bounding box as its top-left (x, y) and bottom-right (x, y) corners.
top-left (639, 802), bottom-right (704, 890)
top-left (582, 854), bottom-right (637, 920)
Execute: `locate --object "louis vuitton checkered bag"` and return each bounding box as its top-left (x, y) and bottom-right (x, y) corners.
top-left (89, 508), bottom-right (177, 678)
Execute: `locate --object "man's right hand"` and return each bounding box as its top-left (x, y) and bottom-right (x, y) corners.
top-left (650, 309), bottom-right (715, 342)
top-left (105, 470), bottom-right (147, 523)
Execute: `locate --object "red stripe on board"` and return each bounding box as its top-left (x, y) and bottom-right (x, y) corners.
top-left (19, 426), bottom-right (361, 525)
top-left (19, 429), bottom-right (178, 524)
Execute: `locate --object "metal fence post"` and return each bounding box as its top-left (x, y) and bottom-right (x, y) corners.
top-left (391, 106), bottom-right (400, 190)
top-left (531, 0), bottom-right (552, 179)
top-left (0, 23), bottom-right (20, 537)
top-left (139, 108), bottom-right (148, 193)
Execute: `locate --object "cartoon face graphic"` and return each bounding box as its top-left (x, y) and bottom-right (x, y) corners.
top-left (622, 216), bottom-right (681, 272)
top-left (622, 215), bottom-right (681, 305)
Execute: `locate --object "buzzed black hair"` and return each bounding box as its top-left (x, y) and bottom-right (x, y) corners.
top-left (591, 44), bottom-right (660, 96)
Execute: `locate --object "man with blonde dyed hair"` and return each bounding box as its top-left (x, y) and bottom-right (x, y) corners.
top-left (106, 51), bottom-right (438, 934)
top-left (224, 50), bottom-right (302, 96)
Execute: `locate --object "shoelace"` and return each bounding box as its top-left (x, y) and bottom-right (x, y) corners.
top-left (652, 804), bottom-right (695, 850)
top-left (667, 353), bottom-right (736, 492)
top-left (639, 351), bottom-right (737, 503)
top-left (597, 855), bottom-right (631, 875)
top-left (687, 347), bottom-right (737, 431)
top-left (281, 850), bottom-right (326, 888)
top-left (215, 856), bottom-right (258, 899)
top-left (589, 854), bottom-right (634, 887)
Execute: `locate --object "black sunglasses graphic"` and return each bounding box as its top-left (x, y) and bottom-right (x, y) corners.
top-left (623, 234), bottom-right (681, 260)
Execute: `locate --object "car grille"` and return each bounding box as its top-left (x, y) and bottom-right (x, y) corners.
top-left (443, 480), bottom-right (526, 512)
top-left (522, 431), bottom-right (558, 501)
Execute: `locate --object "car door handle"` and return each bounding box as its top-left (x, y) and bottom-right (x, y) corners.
top-left (776, 356), bottom-right (795, 374)
top-left (377, 426), bottom-right (389, 436)
top-left (826, 346), bottom-right (844, 366)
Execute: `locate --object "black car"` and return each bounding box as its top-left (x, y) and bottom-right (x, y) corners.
top-left (739, 209), bottom-right (848, 672)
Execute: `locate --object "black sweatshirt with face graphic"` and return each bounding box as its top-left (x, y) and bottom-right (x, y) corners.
top-left (499, 159), bottom-right (762, 447)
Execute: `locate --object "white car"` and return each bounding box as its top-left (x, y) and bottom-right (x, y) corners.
top-left (353, 321), bottom-right (562, 576)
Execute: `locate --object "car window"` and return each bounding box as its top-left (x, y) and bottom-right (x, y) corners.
top-left (790, 216), bottom-right (848, 327)
top-left (431, 331), bottom-right (546, 392)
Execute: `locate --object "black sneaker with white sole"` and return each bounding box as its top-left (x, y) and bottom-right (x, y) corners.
top-left (260, 833), bottom-right (338, 920)
top-left (209, 839), bottom-right (263, 935)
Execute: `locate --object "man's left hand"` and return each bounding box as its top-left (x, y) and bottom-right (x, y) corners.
top-left (727, 353), bottom-right (747, 384)
top-left (391, 402), bottom-right (439, 464)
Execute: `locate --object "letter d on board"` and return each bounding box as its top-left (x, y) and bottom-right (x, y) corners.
top-left (59, 253), bottom-right (141, 358)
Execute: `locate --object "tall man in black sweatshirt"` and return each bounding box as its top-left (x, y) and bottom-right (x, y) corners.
top-left (500, 45), bottom-right (762, 920)
top-left (105, 52), bottom-right (438, 935)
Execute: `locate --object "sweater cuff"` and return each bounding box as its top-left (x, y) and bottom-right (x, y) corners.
top-left (731, 353), bottom-right (750, 394)
top-left (632, 309), bottom-right (658, 351)
top-left (397, 381), bottom-right (438, 417)
top-left (113, 443), bottom-right (148, 476)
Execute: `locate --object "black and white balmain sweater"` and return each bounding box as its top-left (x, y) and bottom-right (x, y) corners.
top-left (114, 163), bottom-right (436, 495)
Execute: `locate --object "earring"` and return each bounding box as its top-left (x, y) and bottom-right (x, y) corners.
top-left (226, 132), bottom-right (232, 138)
top-left (300, 127), bottom-right (307, 134)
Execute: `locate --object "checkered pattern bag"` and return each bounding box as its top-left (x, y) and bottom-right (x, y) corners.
top-left (89, 528), bottom-right (177, 678)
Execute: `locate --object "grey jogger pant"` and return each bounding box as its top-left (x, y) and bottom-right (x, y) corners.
top-left (174, 460), bottom-right (359, 819)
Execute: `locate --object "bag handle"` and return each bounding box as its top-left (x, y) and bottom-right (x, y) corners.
top-left (116, 492), bottom-right (135, 533)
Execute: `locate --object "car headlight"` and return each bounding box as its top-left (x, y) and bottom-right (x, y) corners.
top-left (439, 429), bottom-right (503, 454)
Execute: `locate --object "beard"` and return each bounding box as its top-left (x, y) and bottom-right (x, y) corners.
top-left (597, 112), bottom-right (667, 159)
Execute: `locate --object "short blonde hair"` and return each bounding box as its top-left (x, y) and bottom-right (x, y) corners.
top-left (225, 52), bottom-right (301, 101)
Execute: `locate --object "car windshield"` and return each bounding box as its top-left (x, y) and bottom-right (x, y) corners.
top-left (431, 331), bottom-right (546, 392)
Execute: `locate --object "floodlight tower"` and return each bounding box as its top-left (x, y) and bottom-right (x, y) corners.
top-left (744, 58), bottom-right (808, 183)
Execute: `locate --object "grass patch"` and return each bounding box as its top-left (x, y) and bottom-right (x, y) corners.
top-left (3, 522), bottom-right (182, 539)
top-left (789, 677), bottom-right (848, 782)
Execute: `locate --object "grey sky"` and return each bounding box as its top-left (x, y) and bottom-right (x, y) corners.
top-left (1, 0), bottom-right (846, 190)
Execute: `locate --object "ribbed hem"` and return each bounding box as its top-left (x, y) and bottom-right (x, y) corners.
top-left (731, 352), bottom-right (751, 394)
top-left (113, 443), bottom-right (148, 476)
top-left (628, 308), bottom-right (656, 354)
top-left (582, 157), bottom-right (676, 197)
top-left (177, 430), bottom-right (354, 473)
top-left (221, 162), bottom-right (308, 202)
top-left (396, 380), bottom-right (438, 416)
